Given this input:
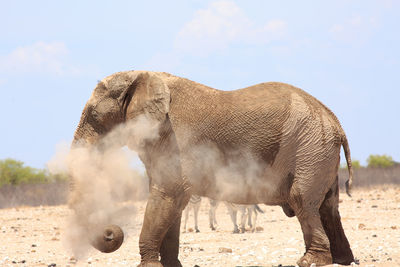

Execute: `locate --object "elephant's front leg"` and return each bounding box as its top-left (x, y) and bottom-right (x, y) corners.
top-left (160, 214), bottom-right (182, 267)
top-left (138, 186), bottom-right (189, 267)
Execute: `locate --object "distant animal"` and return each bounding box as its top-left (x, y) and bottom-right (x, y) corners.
top-left (208, 198), bottom-right (219, 231)
top-left (183, 195), bottom-right (202, 232)
top-left (209, 199), bottom-right (264, 233)
top-left (225, 202), bottom-right (264, 233)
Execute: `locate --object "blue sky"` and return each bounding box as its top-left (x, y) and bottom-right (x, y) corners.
top-left (1, 0), bottom-right (399, 169)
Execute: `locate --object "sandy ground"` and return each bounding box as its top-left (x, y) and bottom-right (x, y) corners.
top-left (0, 186), bottom-right (399, 267)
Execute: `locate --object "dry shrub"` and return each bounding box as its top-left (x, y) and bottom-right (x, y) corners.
top-left (339, 165), bottom-right (400, 190)
top-left (0, 181), bottom-right (68, 208)
top-left (1, 165), bottom-right (399, 209)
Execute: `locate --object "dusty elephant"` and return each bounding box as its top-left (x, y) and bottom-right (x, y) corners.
top-left (71, 70), bottom-right (355, 267)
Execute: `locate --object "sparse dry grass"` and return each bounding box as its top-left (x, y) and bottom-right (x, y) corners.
top-left (1, 166), bottom-right (399, 209)
top-left (0, 186), bottom-right (399, 266)
top-left (339, 165), bottom-right (400, 190)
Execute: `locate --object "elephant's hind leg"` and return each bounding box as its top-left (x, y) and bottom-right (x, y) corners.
top-left (294, 208), bottom-right (332, 267)
top-left (289, 184), bottom-right (332, 266)
top-left (319, 177), bottom-right (354, 265)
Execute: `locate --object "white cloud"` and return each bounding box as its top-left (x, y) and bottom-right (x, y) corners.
top-left (0, 41), bottom-right (82, 75)
top-left (330, 15), bottom-right (378, 44)
top-left (174, 0), bottom-right (287, 55)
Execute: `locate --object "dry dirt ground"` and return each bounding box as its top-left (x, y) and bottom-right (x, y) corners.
top-left (1, 186), bottom-right (399, 267)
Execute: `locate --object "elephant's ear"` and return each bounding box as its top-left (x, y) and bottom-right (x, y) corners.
top-left (123, 72), bottom-right (170, 122)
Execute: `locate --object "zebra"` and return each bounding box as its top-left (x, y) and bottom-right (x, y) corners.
top-left (208, 198), bottom-right (219, 230)
top-left (184, 195), bottom-right (264, 233)
top-left (209, 199), bottom-right (264, 233)
top-left (183, 195), bottom-right (202, 232)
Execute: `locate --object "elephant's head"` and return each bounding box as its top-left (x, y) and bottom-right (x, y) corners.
top-left (73, 71), bottom-right (170, 146)
top-left (71, 71), bottom-right (170, 253)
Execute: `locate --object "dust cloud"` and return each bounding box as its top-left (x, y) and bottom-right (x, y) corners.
top-left (186, 143), bottom-right (278, 202)
top-left (48, 115), bottom-right (159, 259)
top-left (48, 112), bottom-right (278, 258)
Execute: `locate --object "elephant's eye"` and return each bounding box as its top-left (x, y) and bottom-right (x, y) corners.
top-left (89, 99), bottom-right (123, 132)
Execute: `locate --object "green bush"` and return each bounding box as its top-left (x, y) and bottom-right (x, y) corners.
top-left (352, 160), bottom-right (361, 169)
top-left (0, 158), bottom-right (67, 186)
top-left (340, 159), bottom-right (362, 170)
top-left (367, 154), bottom-right (394, 168)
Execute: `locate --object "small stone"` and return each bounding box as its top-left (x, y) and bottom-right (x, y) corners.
top-left (256, 226), bottom-right (264, 232)
top-left (358, 223), bottom-right (366, 230)
top-left (372, 234), bottom-right (377, 237)
top-left (218, 247), bottom-right (232, 253)
top-left (391, 226), bottom-right (397, 229)
top-left (48, 264), bottom-right (56, 267)
top-left (31, 244), bottom-right (37, 247)
top-left (371, 205), bottom-right (378, 208)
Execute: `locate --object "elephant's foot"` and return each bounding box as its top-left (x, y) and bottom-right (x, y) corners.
top-left (297, 250), bottom-right (332, 267)
top-left (160, 259), bottom-right (183, 267)
top-left (195, 228), bottom-right (200, 233)
top-left (240, 226), bottom-right (245, 233)
top-left (333, 254), bottom-right (356, 265)
top-left (232, 228), bottom-right (240, 234)
top-left (137, 261), bottom-right (163, 267)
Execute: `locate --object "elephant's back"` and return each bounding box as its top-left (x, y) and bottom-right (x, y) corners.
top-left (228, 81), bottom-right (343, 131)
top-left (226, 81), bottom-right (318, 109)
top-left (169, 78), bottom-right (344, 166)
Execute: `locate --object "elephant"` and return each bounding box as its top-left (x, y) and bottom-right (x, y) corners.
top-left (71, 70), bottom-right (355, 267)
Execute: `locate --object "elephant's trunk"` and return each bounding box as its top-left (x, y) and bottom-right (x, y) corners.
top-left (90, 225), bottom-right (125, 253)
top-left (71, 120), bottom-right (125, 253)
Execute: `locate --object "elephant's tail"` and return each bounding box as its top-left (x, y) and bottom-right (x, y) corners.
top-left (342, 136), bottom-right (353, 197)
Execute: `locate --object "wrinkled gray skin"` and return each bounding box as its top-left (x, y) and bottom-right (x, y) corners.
top-left (72, 71), bottom-right (355, 267)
